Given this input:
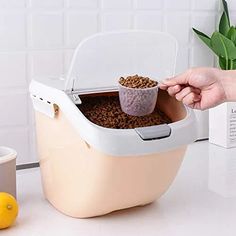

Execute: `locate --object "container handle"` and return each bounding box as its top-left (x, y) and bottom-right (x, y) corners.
top-left (134, 124), bottom-right (171, 141)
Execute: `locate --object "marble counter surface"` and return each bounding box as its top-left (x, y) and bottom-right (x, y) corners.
top-left (3, 141), bottom-right (236, 236)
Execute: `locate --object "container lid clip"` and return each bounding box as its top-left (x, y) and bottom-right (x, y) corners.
top-left (65, 77), bottom-right (82, 105)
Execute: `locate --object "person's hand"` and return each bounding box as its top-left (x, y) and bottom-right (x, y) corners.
top-left (158, 67), bottom-right (227, 110)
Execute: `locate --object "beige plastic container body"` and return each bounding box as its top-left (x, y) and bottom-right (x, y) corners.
top-left (0, 147), bottom-right (17, 198)
top-left (34, 90), bottom-right (191, 218)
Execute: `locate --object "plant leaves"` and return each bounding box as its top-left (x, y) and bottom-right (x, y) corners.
top-left (219, 56), bottom-right (226, 69)
top-left (227, 26), bottom-right (235, 38)
top-left (218, 57), bottom-right (236, 70)
top-left (222, 0), bottom-right (230, 25)
top-left (192, 28), bottom-right (212, 49)
top-left (229, 59), bottom-right (236, 69)
top-left (211, 32), bottom-right (236, 60)
top-left (194, 1), bottom-right (236, 69)
top-left (219, 12), bottom-right (230, 36)
top-left (227, 26), bottom-right (236, 45)
top-left (233, 59), bottom-right (236, 69)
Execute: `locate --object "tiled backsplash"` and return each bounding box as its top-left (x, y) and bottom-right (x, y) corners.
top-left (0, 0), bottom-right (232, 164)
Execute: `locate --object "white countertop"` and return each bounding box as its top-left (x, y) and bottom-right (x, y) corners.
top-left (3, 141), bottom-right (236, 236)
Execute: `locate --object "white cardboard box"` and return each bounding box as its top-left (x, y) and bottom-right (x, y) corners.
top-left (209, 102), bottom-right (236, 148)
top-left (194, 110), bottom-right (209, 140)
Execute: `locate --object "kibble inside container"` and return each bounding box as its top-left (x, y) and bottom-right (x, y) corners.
top-left (79, 94), bottom-right (171, 129)
top-left (118, 75), bottom-right (158, 116)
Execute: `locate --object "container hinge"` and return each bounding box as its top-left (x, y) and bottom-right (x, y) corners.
top-left (66, 90), bottom-right (82, 105)
top-left (65, 76), bottom-right (82, 104)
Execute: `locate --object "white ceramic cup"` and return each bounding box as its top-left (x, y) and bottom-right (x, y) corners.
top-left (0, 146), bottom-right (17, 198)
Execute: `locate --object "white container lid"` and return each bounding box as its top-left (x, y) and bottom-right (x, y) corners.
top-left (0, 146), bottom-right (17, 164)
top-left (65, 30), bottom-right (178, 93)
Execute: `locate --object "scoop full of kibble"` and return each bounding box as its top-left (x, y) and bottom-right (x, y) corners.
top-left (119, 75), bottom-right (158, 89)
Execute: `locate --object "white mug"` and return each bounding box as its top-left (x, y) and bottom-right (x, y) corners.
top-left (0, 146), bottom-right (17, 198)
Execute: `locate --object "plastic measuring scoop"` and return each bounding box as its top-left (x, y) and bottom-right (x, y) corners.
top-left (118, 83), bottom-right (158, 116)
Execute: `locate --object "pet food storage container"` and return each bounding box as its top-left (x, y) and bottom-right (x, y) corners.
top-left (0, 146), bottom-right (17, 198)
top-left (30, 31), bottom-right (197, 218)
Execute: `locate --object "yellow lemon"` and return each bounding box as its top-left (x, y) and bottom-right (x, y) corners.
top-left (0, 192), bottom-right (18, 229)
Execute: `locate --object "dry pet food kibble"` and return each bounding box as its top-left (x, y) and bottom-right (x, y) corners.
top-left (79, 95), bottom-right (171, 129)
top-left (119, 75), bottom-right (158, 89)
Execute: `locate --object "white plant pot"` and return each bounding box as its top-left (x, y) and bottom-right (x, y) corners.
top-left (209, 102), bottom-right (236, 148)
top-left (194, 110), bottom-right (209, 140)
top-left (0, 146), bottom-right (17, 198)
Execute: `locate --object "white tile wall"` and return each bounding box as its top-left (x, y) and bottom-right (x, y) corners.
top-left (192, 0), bottom-right (218, 10)
top-left (66, 0), bottom-right (98, 9)
top-left (227, 0), bottom-right (236, 11)
top-left (0, 53), bottom-right (27, 88)
top-left (0, 0), bottom-right (221, 164)
top-left (176, 46), bottom-right (189, 74)
top-left (0, 0), bottom-right (26, 8)
top-left (29, 0), bottom-right (64, 8)
top-left (102, 13), bottom-right (132, 31)
top-left (134, 12), bottom-right (163, 30)
top-left (65, 12), bottom-right (98, 47)
top-left (0, 128), bottom-right (30, 164)
top-left (101, 0), bottom-right (133, 9)
top-left (134, 0), bottom-right (162, 9)
top-left (0, 93), bottom-right (28, 127)
top-left (0, 13), bottom-right (26, 49)
top-left (30, 13), bottom-right (64, 49)
top-left (164, 12), bottom-right (190, 45)
top-left (190, 44), bottom-right (215, 67)
top-left (29, 51), bottom-right (64, 77)
top-left (164, 0), bottom-right (190, 10)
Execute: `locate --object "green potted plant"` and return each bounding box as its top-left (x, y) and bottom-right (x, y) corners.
top-left (193, 0), bottom-right (236, 148)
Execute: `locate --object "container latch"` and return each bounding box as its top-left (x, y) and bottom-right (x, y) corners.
top-left (135, 124), bottom-right (171, 141)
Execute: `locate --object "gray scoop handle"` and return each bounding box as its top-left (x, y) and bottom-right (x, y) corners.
top-left (135, 124), bottom-right (171, 141)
